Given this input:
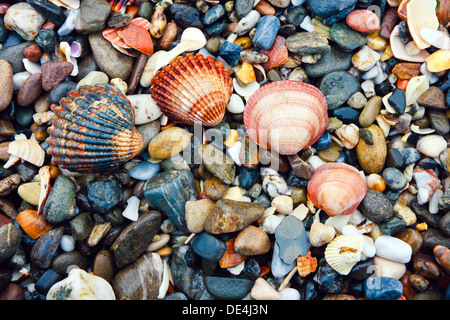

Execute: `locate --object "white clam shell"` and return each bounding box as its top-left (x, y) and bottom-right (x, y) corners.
top-left (324, 235), bottom-right (363, 275)
top-left (7, 139), bottom-right (45, 167)
top-left (405, 75), bottom-right (429, 105)
top-left (416, 134), bottom-right (447, 158)
top-left (126, 94), bottom-right (162, 125)
top-left (419, 27), bottom-right (450, 50)
top-left (390, 26), bottom-right (430, 62)
top-left (226, 94), bottom-right (245, 114)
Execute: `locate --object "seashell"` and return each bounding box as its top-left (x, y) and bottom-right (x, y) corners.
top-left (259, 36), bottom-right (288, 72)
top-left (297, 250), bottom-right (317, 277)
top-left (107, 0), bottom-right (138, 12)
top-left (16, 209), bottom-right (53, 239)
top-left (335, 123), bottom-right (359, 149)
top-left (151, 53), bottom-right (233, 127)
top-left (406, 0), bottom-right (439, 49)
top-left (49, 0), bottom-right (80, 9)
top-left (219, 238), bottom-right (247, 269)
top-left (244, 80), bottom-right (328, 155)
top-left (416, 134), bottom-right (447, 158)
top-left (46, 84), bottom-right (143, 173)
top-left (117, 23), bottom-right (153, 56)
top-left (152, 28), bottom-right (207, 77)
top-left (307, 162), bottom-right (367, 217)
top-left (233, 78), bottom-right (260, 99)
top-left (7, 139), bottom-right (45, 167)
top-left (390, 26), bottom-right (430, 62)
top-left (37, 166), bottom-right (51, 215)
top-left (324, 235), bottom-right (363, 275)
top-left (397, 0), bottom-right (410, 21)
top-left (405, 75), bottom-right (429, 105)
top-left (425, 49), bottom-right (450, 73)
top-left (419, 28), bottom-right (450, 50)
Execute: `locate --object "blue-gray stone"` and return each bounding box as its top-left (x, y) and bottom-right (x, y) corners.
top-left (403, 148), bottom-right (421, 164)
top-left (315, 259), bottom-right (347, 293)
top-left (27, 0), bottom-right (66, 28)
top-left (382, 167), bottom-right (407, 192)
top-left (219, 41), bottom-right (242, 66)
top-left (238, 166), bottom-right (260, 189)
top-left (171, 245), bottom-right (207, 300)
top-left (205, 276), bottom-right (254, 300)
top-left (35, 269), bottom-right (62, 295)
top-left (35, 28), bottom-right (56, 52)
top-left (204, 21), bottom-right (227, 36)
top-left (333, 106), bottom-right (360, 124)
top-left (364, 277), bottom-right (403, 300)
top-left (87, 179), bottom-right (123, 214)
top-left (143, 169), bottom-right (199, 232)
top-left (313, 131), bottom-right (332, 151)
top-left (3, 32), bottom-right (23, 48)
top-left (319, 71), bottom-right (360, 110)
top-left (304, 44), bottom-right (353, 78)
top-left (191, 232), bottom-right (226, 261)
top-left (203, 4), bottom-right (226, 25)
top-left (128, 161), bottom-right (161, 181)
top-left (49, 81), bottom-right (77, 105)
top-left (387, 88), bottom-right (406, 114)
top-left (0, 17), bottom-right (7, 43)
top-left (43, 175), bottom-right (77, 223)
top-left (275, 215), bottom-right (309, 264)
top-left (252, 15), bottom-right (281, 50)
top-left (307, 0), bottom-right (358, 18)
top-left (169, 4), bottom-right (204, 29)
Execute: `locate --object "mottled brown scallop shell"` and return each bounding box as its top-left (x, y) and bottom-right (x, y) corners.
top-left (151, 53), bottom-right (233, 127)
top-left (46, 84), bottom-right (143, 173)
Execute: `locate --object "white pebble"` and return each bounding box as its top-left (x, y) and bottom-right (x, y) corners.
top-left (122, 196), bottom-right (140, 221)
top-left (226, 94), bottom-right (245, 114)
top-left (361, 79), bottom-right (376, 98)
top-left (375, 235), bottom-right (412, 264)
top-left (300, 16), bottom-right (314, 32)
top-left (58, 9), bottom-right (79, 36)
top-left (279, 287), bottom-right (301, 300)
top-left (13, 71), bottom-right (31, 91)
top-left (23, 58), bottom-right (41, 74)
top-left (261, 214), bottom-right (284, 234)
top-left (60, 235), bottom-right (76, 252)
top-left (429, 189), bottom-right (443, 214)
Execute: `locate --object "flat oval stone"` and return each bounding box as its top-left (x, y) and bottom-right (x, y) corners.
top-left (358, 189), bottom-right (394, 222)
top-left (204, 199), bottom-right (265, 234)
top-left (128, 161), bottom-right (161, 181)
top-left (0, 60), bottom-right (13, 112)
top-left (319, 71), bottom-right (360, 110)
top-left (43, 175), bottom-right (77, 223)
top-left (112, 252), bottom-right (163, 300)
top-left (364, 276), bottom-right (403, 300)
top-left (275, 215), bottom-right (308, 264)
top-left (252, 15), bottom-right (281, 50)
top-left (286, 32), bottom-right (330, 55)
top-left (30, 226), bottom-right (64, 269)
top-left (148, 126), bottom-right (192, 160)
top-left (304, 44), bottom-right (354, 78)
top-left (17, 72), bottom-right (43, 107)
top-left (51, 251), bottom-right (89, 274)
top-left (375, 235), bottom-right (412, 263)
top-left (0, 224), bottom-right (22, 264)
top-left (204, 276), bottom-right (254, 300)
top-left (331, 21), bottom-right (367, 51)
top-left (355, 124), bottom-right (387, 174)
top-left (191, 232), bottom-right (227, 261)
top-left (201, 144), bottom-right (236, 184)
top-left (110, 211), bottom-right (161, 269)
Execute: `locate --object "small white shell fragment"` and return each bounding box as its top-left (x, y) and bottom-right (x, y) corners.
top-left (416, 134), bottom-right (447, 158)
top-left (233, 78), bottom-right (260, 99)
top-left (300, 15), bottom-right (314, 32)
top-left (157, 258), bottom-right (170, 299)
top-left (228, 260), bottom-right (246, 275)
top-left (261, 214), bottom-right (283, 234)
top-left (290, 203), bottom-right (309, 221)
top-left (60, 235), bottom-right (76, 252)
top-left (227, 140), bottom-right (242, 166)
top-left (126, 94), bottom-right (162, 125)
top-left (226, 94), bottom-right (245, 114)
top-left (47, 268), bottom-right (115, 300)
top-left (7, 139), bottom-right (45, 167)
top-left (23, 58), bottom-right (41, 74)
top-left (13, 71), bottom-right (31, 91)
top-left (405, 75), bottom-right (429, 105)
top-left (122, 196), bottom-right (140, 221)
top-left (429, 189), bottom-right (443, 214)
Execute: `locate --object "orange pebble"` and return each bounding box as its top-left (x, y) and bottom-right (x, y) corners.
top-left (397, 79), bottom-right (409, 90)
top-left (126, 4), bottom-right (139, 17)
top-left (41, 20), bottom-right (55, 30)
top-left (254, 0), bottom-right (275, 15)
top-left (48, 165), bottom-right (61, 180)
top-left (366, 173), bottom-right (386, 192)
top-left (415, 222), bottom-right (428, 231)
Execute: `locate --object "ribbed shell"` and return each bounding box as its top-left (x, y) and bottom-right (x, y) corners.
top-left (324, 235), bottom-right (363, 275)
top-left (307, 162), bottom-right (367, 217)
top-left (46, 84), bottom-right (143, 173)
top-left (243, 80), bottom-right (328, 155)
top-left (151, 53), bottom-right (233, 126)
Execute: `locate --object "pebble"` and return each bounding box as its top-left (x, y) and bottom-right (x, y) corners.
top-left (319, 71), bottom-right (360, 110)
top-left (42, 175), bottom-right (76, 223)
top-left (346, 10), bottom-right (380, 33)
top-left (250, 277), bottom-right (280, 300)
top-left (304, 45), bottom-right (353, 78)
top-left (234, 225), bottom-right (271, 255)
top-left (191, 232), bottom-right (226, 261)
top-left (204, 276), bottom-right (253, 300)
top-left (375, 235), bottom-right (413, 264)
top-left (185, 199), bottom-right (214, 233)
top-left (355, 124), bottom-right (387, 174)
top-left (286, 32), bottom-right (330, 55)
top-left (4, 3), bottom-right (45, 41)
top-left (364, 276), bottom-right (403, 300)
top-left (358, 189), bottom-right (394, 222)
top-left (382, 167), bottom-right (407, 192)
top-left (275, 215), bottom-right (308, 264)
top-left (87, 179), bottom-right (122, 214)
top-left (331, 21), bottom-right (367, 52)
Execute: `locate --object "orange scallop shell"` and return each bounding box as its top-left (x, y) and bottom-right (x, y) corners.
top-left (260, 35), bottom-right (288, 71)
top-left (243, 80), bottom-right (328, 155)
top-left (151, 53), bottom-right (233, 126)
top-left (16, 209), bottom-right (53, 239)
top-left (118, 23), bottom-right (153, 56)
top-left (307, 163), bottom-right (367, 217)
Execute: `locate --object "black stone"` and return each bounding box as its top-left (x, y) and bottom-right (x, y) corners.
top-left (238, 166), bottom-right (260, 189)
top-left (315, 259), bottom-right (347, 294)
top-left (35, 28), bottom-right (56, 52)
top-left (358, 128), bottom-right (374, 145)
top-left (333, 106), bottom-right (360, 124)
top-left (379, 216), bottom-right (406, 235)
top-left (169, 4), bottom-right (204, 29)
top-left (35, 269), bottom-right (62, 295)
top-left (387, 88), bottom-right (406, 114)
top-left (204, 276), bottom-right (254, 300)
top-left (410, 199), bottom-right (441, 229)
top-left (358, 189), bottom-right (394, 222)
top-left (386, 148), bottom-right (404, 168)
top-left (48, 81), bottom-right (77, 105)
top-left (348, 259), bottom-right (375, 280)
top-left (320, 71), bottom-right (360, 110)
top-left (428, 109), bottom-right (450, 135)
top-left (27, 0), bottom-right (66, 28)
top-left (286, 6), bottom-right (307, 26)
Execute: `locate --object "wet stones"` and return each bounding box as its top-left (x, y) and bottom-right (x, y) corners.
top-left (87, 179), bottom-right (123, 214)
top-left (43, 175), bottom-right (77, 224)
top-left (252, 15), bottom-right (281, 50)
top-left (110, 211), bottom-right (161, 269)
top-left (169, 4), bottom-right (204, 29)
top-left (319, 71), bottom-right (360, 110)
top-left (286, 32), bottom-right (330, 55)
top-left (0, 224), bottom-right (21, 264)
top-left (204, 199), bottom-right (265, 234)
top-left (331, 21), bottom-right (367, 52)
top-left (200, 144), bottom-right (236, 185)
top-left (355, 124), bottom-right (387, 174)
top-left (143, 170), bottom-right (199, 232)
top-left (358, 189), bottom-right (394, 222)
top-left (17, 73), bottom-right (43, 107)
top-left (274, 215), bottom-right (308, 264)
top-left (0, 60), bottom-right (13, 112)
top-left (76, 0), bottom-right (112, 34)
